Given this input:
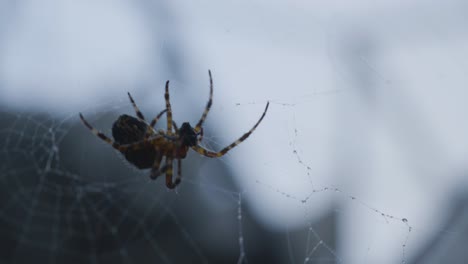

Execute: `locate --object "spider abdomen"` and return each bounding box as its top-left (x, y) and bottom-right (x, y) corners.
top-left (112, 114), bottom-right (158, 169)
top-left (112, 114), bottom-right (147, 144)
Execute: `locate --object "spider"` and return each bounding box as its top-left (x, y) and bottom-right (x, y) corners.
top-left (79, 70), bottom-right (269, 189)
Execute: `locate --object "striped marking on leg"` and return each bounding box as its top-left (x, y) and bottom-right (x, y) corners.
top-left (146, 109), bottom-right (168, 138)
top-left (197, 127), bottom-right (204, 144)
top-left (79, 113), bottom-right (121, 150)
top-left (194, 70), bottom-right (213, 133)
top-left (164, 158), bottom-right (177, 189)
top-left (172, 121), bottom-right (179, 134)
top-left (127, 92), bottom-right (145, 120)
top-left (149, 109), bottom-right (168, 128)
top-left (190, 101), bottom-right (269, 158)
top-left (150, 153), bottom-right (163, 179)
top-left (164, 81), bottom-right (173, 135)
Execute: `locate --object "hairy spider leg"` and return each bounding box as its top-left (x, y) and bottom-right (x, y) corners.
top-left (164, 81), bottom-right (174, 135)
top-left (194, 70), bottom-right (213, 134)
top-left (172, 121), bottom-right (179, 133)
top-left (191, 101), bottom-right (269, 158)
top-left (145, 109), bottom-right (168, 138)
top-left (197, 127), bottom-right (204, 144)
top-left (164, 158), bottom-right (180, 189)
top-left (79, 113), bottom-right (122, 149)
top-left (150, 153), bottom-right (164, 179)
top-left (79, 113), bottom-right (162, 152)
top-left (128, 90), bottom-right (171, 137)
top-left (127, 92), bottom-right (146, 120)
top-left (148, 109), bottom-right (168, 129)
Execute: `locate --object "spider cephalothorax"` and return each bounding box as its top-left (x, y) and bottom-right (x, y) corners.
top-left (178, 122), bottom-right (198, 147)
top-left (79, 70), bottom-right (269, 189)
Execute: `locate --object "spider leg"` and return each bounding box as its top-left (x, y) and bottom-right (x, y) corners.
top-left (164, 80), bottom-right (174, 135)
top-left (197, 127), bottom-right (204, 144)
top-left (80, 113), bottom-right (163, 152)
top-left (172, 121), bottom-right (179, 133)
top-left (194, 70), bottom-right (213, 133)
top-left (79, 113), bottom-right (122, 150)
top-left (145, 109), bottom-right (168, 138)
top-left (127, 92), bottom-right (146, 120)
top-left (164, 157), bottom-right (180, 189)
top-left (147, 115), bottom-right (178, 140)
top-left (149, 153), bottom-right (164, 179)
top-left (191, 101), bottom-right (269, 158)
top-left (148, 109), bottom-right (168, 128)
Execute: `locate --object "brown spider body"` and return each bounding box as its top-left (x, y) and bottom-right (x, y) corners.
top-left (79, 70), bottom-right (269, 189)
top-left (112, 114), bottom-right (160, 169)
top-left (112, 115), bottom-right (194, 168)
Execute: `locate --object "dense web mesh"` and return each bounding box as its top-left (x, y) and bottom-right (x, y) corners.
top-left (0, 94), bottom-right (415, 264)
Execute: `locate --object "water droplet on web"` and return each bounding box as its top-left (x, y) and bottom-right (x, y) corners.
top-left (402, 218), bottom-right (408, 223)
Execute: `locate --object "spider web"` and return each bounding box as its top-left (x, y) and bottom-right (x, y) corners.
top-left (0, 91), bottom-right (416, 264)
top-left (2, 1), bottom-right (468, 264)
top-left (0, 104), bottom-right (237, 264)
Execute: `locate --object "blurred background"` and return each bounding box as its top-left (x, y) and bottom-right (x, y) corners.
top-left (1, 0), bottom-right (468, 263)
